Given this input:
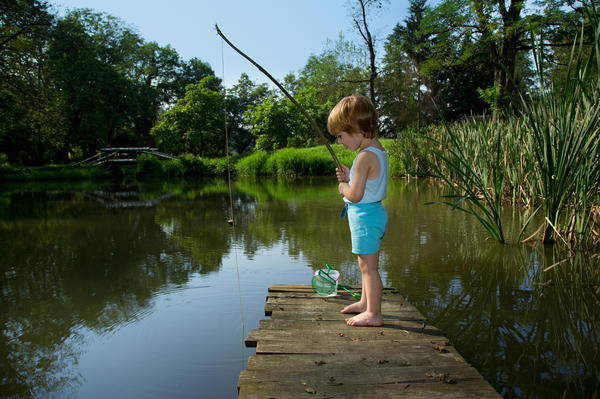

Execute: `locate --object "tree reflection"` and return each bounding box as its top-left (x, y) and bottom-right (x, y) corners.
top-left (1, 178), bottom-right (598, 398)
top-left (0, 180), bottom-right (243, 397)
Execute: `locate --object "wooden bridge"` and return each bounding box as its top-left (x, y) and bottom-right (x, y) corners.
top-left (75, 147), bottom-right (175, 167)
top-left (238, 284), bottom-right (501, 398)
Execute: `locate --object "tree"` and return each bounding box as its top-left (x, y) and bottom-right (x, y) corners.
top-left (131, 41), bottom-right (182, 140)
top-left (225, 73), bottom-right (271, 154)
top-left (543, 1), bottom-right (599, 89)
top-left (0, 0), bottom-right (53, 49)
top-left (391, 0), bottom-right (430, 131)
top-left (244, 96), bottom-right (290, 151)
top-left (244, 87), bottom-right (333, 151)
top-left (0, 0), bottom-right (56, 164)
top-left (47, 12), bottom-right (136, 159)
top-left (174, 58), bottom-right (218, 99)
top-left (379, 33), bottom-right (419, 133)
top-left (348, 0), bottom-right (386, 106)
top-left (295, 34), bottom-right (368, 104)
top-left (422, 0), bottom-right (584, 109)
top-left (151, 76), bottom-right (225, 157)
top-left (380, 0), bottom-right (435, 132)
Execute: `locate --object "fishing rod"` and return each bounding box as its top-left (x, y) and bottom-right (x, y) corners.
top-left (215, 25), bottom-right (346, 178)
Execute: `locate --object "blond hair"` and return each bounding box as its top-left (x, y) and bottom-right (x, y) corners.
top-left (327, 95), bottom-right (378, 138)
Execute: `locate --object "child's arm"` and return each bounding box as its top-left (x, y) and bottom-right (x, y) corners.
top-left (338, 151), bottom-right (376, 203)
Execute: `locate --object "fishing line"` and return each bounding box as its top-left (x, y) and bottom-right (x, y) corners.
top-left (215, 24), bottom-right (346, 180)
top-left (221, 37), bottom-right (246, 352)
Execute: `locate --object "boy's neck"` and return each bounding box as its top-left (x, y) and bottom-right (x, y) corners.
top-left (359, 137), bottom-right (381, 151)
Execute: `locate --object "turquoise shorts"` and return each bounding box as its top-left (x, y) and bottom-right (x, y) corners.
top-left (345, 202), bottom-right (387, 255)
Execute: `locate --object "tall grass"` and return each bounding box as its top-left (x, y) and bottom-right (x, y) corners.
top-left (425, 117), bottom-right (510, 243)
top-left (522, 20), bottom-right (600, 245)
top-left (234, 143), bottom-right (404, 177)
top-left (425, 10), bottom-right (600, 247)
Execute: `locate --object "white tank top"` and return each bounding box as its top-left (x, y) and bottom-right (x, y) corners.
top-left (344, 146), bottom-right (389, 204)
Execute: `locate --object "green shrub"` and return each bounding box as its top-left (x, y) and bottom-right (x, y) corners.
top-left (235, 150), bottom-right (270, 175)
top-left (162, 158), bottom-right (184, 177)
top-left (207, 157), bottom-right (229, 176)
top-left (180, 154), bottom-right (209, 176)
top-left (135, 154), bottom-right (162, 178)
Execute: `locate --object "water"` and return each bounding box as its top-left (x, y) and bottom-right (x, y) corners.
top-left (1, 178), bottom-right (598, 398)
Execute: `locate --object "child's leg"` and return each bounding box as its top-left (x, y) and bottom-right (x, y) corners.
top-left (345, 252), bottom-right (383, 327)
top-left (340, 276), bottom-right (367, 314)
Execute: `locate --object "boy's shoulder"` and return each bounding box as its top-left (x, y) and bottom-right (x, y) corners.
top-left (355, 149), bottom-right (379, 165)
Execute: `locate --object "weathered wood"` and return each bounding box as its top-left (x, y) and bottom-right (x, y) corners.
top-left (237, 284), bottom-right (501, 398)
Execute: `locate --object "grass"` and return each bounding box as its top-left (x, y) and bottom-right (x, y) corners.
top-left (234, 139), bottom-right (404, 177)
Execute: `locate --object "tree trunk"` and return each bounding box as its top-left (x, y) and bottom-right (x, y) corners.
top-left (473, 0), bottom-right (523, 105)
top-left (354, 0), bottom-right (378, 107)
top-left (497, 0), bottom-right (522, 100)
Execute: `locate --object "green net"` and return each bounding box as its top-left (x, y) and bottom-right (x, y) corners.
top-left (312, 268), bottom-right (339, 296)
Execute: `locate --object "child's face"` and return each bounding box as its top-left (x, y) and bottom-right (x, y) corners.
top-left (335, 131), bottom-right (364, 152)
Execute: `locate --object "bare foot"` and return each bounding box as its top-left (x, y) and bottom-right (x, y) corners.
top-left (345, 312), bottom-right (383, 327)
top-left (340, 301), bottom-right (366, 314)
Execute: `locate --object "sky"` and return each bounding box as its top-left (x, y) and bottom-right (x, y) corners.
top-left (50, 0), bottom-right (414, 88)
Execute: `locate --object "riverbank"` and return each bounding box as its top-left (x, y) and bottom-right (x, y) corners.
top-left (0, 139), bottom-right (407, 182)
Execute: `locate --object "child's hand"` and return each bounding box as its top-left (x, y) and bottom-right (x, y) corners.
top-left (336, 165), bottom-right (349, 182)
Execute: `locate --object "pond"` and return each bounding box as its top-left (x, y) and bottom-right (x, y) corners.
top-left (1, 177), bottom-right (599, 398)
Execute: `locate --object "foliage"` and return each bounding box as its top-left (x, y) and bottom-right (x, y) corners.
top-left (245, 87), bottom-right (334, 151)
top-left (425, 7), bottom-right (600, 247)
top-left (135, 154), bottom-right (162, 178)
top-left (0, 0), bottom-right (56, 165)
top-left (179, 153), bottom-right (211, 176)
top-left (0, 5), bottom-right (220, 166)
top-left (225, 73), bottom-right (272, 154)
top-left (263, 148), bottom-right (331, 176)
top-left (160, 158), bottom-right (184, 178)
top-left (294, 34), bottom-right (369, 104)
top-left (151, 76), bottom-right (225, 157)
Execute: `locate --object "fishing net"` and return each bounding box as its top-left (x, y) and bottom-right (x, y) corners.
top-left (311, 267), bottom-right (340, 297)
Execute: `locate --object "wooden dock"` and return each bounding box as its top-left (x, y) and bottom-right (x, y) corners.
top-left (238, 284), bottom-right (501, 398)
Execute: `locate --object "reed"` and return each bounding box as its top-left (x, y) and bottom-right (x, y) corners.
top-left (425, 8), bottom-right (600, 247)
top-left (425, 116), bottom-right (509, 243)
top-left (521, 17), bottom-right (600, 245)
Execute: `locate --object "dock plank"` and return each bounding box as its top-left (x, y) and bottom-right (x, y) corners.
top-left (238, 284), bottom-right (500, 398)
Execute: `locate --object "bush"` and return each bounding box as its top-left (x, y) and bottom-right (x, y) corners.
top-left (180, 154), bottom-right (210, 176)
top-left (162, 158), bottom-right (184, 177)
top-left (207, 157), bottom-right (230, 176)
top-left (235, 150), bottom-right (270, 175)
top-left (135, 154), bottom-right (162, 178)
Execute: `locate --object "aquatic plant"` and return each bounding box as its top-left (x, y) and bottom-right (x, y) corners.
top-left (426, 114), bottom-right (509, 243)
top-left (427, 7), bottom-right (600, 247)
top-left (521, 15), bottom-right (600, 245)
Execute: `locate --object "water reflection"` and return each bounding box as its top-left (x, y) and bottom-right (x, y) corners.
top-left (389, 235), bottom-right (600, 398)
top-left (0, 178), bottom-right (598, 398)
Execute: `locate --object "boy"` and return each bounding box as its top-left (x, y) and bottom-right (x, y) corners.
top-left (327, 95), bottom-right (388, 327)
